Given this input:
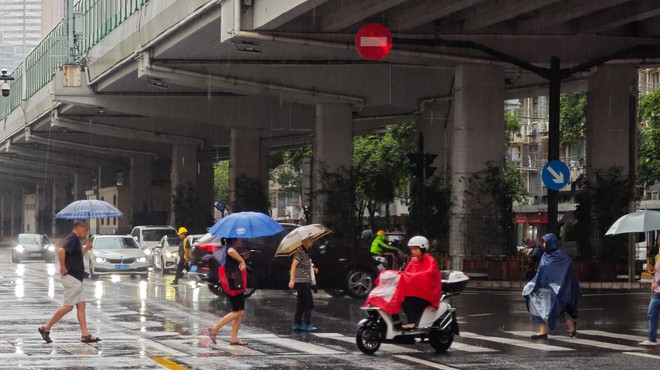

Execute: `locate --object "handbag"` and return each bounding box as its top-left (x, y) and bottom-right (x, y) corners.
top-left (218, 247), bottom-right (247, 296)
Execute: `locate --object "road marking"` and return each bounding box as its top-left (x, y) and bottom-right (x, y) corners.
top-left (394, 355), bottom-right (458, 369)
top-left (451, 342), bottom-right (498, 353)
top-left (313, 332), bottom-right (419, 353)
top-left (579, 330), bottom-right (647, 342)
top-left (506, 331), bottom-right (645, 351)
top-left (249, 333), bottom-right (342, 354)
top-left (466, 313), bottom-right (493, 317)
top-left (463, 331), bottom-right (573, 351)
top-left (623, 352), bottom-right (660, 360)
top-left (149, 357), bottom-right (188, 370)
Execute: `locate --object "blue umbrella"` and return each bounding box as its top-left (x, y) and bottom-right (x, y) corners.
top-left (56, 199), bottom-right (124, 220)
top-left (208, 211), bottom-right (283, 238)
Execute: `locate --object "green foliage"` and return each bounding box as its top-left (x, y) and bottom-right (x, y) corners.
top-left (573, 167), bottom-right (630, 261)
top-left (270, 147), bottom-right (312, 193)
top-left (466, 161), bottom-right (529, 256)
top-left (638, 89), bottom-right (660, 187)
top-left (405, 178), bottom-right (452, 241)
top-left (504, 111), bottom-right (522, 145)
top-left (213, 161), bottom-right (229, 205)
top-left (232, 175), bottom-right (269, 213)
top-left (559, 92), bottom-right (586, 147)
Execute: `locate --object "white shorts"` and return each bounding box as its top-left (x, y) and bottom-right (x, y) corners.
top-left (61, 274), bottom-right (85, 306)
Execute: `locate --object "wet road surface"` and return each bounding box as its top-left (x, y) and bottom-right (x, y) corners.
top-left (1, 247), bottom-right (659, 369)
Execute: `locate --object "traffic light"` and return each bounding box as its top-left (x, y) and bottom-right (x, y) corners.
top-left (424, 153), bottom-right (438, 179)
top-left (407, 153), bottom-right (424, 179)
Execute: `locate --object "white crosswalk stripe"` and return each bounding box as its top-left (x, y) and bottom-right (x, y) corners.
top-left (462, 331), bottom-right (574, 351)
top-left (578, 330), bottom-right (647, 342)
top-left (505, 331), bottom-right (645, 351)
top-left (313, 332), bottom-right (419, 353)
top-left (247, 333), bottom-right (343, 354)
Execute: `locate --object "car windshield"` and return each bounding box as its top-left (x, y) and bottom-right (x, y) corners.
top-left (17, 235), bottom-right (40, 244)
top-left (143, 229), bottom-right (177, 241)
top-left (95, 237), bottom-right (139, 250)
top-left (166, 236), bottom-right (181, 246)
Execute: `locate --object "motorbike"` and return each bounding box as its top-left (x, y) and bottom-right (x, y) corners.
top-left (372, 240), bottom-right (408, 271)
top-left (356, 270), bottom-right (469, 354)
top-left (188, 250), bottom-right (257, 298)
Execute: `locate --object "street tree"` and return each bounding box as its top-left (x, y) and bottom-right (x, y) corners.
top-left (639, 89), bottom-right (660, 188)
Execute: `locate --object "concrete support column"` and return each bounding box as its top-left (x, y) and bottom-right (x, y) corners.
top-left (197, 151), bottom-right (215, 229)
top-left (130, 156), bottom-right (153, 226)
top-left (586, 65), bottom-right (638, 176)
top-left (312, 104), bottom-right (353, 224)
top-left (170, 144), bottom-right (199, 225)
top-left (420, 100), bottom-right (451, 183)
top-left (229, 128), bottom-right (264, 211)
top-left (450, 64), bottom-right (505, 270)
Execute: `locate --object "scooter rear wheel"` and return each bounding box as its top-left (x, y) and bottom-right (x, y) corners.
top-left (356, 326), bottom-right (382, 355)
top-left (429, 329), bottom-right (454, 353)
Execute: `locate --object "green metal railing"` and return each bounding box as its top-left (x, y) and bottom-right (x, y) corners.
top-left (0, 0), bottom-right (152, 120)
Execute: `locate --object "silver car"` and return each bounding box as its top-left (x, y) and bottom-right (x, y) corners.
top-left (153, 235), bottom-right (181, 274)
top-left (84, 235), bottom-right (149, 279)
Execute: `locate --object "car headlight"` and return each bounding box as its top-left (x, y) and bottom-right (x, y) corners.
top-left (15, 245), bottom-right (24, 253)
top-left (95, 257), bottom-right (107, 263)
top-left (137, 257), bottom-right (147, 263)
top-left (143, 249), bottom-right (152, 256)
top-left (165, 252), bottom-right (173, 258)
top-left (47, 244), bottom-right (55, 252)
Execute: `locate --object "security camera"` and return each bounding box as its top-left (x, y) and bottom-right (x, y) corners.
top-left (1, 82), bottom-right (9, 97)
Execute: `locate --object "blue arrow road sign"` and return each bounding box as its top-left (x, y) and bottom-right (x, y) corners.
top-left (542, 160), bottom-right (570, 190)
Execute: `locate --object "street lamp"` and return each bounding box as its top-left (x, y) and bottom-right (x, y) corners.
top-left (0, 69), bottom-right (14, 97)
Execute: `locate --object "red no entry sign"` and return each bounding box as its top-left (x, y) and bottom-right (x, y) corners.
top-left (355, 23), bottom-right (392, 61)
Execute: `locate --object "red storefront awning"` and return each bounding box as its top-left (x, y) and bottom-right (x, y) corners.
top-left (515, 212), bottom-right (548, 224)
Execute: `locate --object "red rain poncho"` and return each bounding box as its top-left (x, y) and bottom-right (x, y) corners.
top-left (364, 253), bottom-right (441, 315)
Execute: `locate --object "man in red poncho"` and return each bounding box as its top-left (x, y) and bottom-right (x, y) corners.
top-left (365, 236), bottom-right (441, 329)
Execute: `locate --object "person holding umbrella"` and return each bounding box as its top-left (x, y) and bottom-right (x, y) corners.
top-left (289, 231), bottom-right (319, 332)
top-left (38, 220), bottom-right (101, 343)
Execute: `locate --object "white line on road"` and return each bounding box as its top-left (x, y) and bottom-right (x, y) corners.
top-left (394, 355), bottom-right (458, 369)
top-left (466, 313), bottom-right (493, 317)
top-left (313, 332), bottom-right (419, 353)
top-left (463, 331), bottom-right (573, 351)
top-left (248, 333), bottom-right (342, 354)
top-left (506, 331), bottom-right (645, 351)
top-left (579, 330), bottom-right (647, 342)
top-left (623, 352), bottom-right (660, 360)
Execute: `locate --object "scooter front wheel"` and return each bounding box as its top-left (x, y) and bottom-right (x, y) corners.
top-left (429, 329), bottom-right (454, 353)
top-left (356, 326), bottom-right (382, 355)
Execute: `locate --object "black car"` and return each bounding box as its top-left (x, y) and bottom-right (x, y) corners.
top-left (12, 233), bottom-right (56, 263)
top-left (189, 226), bottom-right (380, 298)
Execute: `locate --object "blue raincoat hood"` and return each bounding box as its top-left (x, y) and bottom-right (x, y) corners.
top-left (525, 233), bottom-right (581, 330)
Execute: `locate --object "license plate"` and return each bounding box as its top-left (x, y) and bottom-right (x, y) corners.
top-left (190, 265), bottom-right (198, 272)
top-left (30, 253), bottom-right (41, 257)
top-left (115, 264), bottom-right (129, 270)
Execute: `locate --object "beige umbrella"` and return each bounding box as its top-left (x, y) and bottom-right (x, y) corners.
top-left (274, 224), bottom-right (332, 258)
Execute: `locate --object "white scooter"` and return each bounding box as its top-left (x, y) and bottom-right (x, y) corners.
top-left (356, 270), bottom-right (469, 354)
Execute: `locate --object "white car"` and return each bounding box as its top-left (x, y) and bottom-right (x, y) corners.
top-left (130, 225), bottom-right (178, 264)
top-left (84, 235), bottom-right (150, 279)
top-left (153, 235), bottom-right (181, 274)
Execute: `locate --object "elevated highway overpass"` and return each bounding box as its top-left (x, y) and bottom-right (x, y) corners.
top-left (1, 0), bottom-right (659, 267)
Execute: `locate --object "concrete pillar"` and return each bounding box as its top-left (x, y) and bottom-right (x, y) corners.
top-left (229, 128), bottom-right (264, 210)
top-left (586, 65), bottom-right (637, 176)
top-left (420, 100), bottom-right (451, 183)
top-left (450, 64), bottom-right (505, 270)
top-left (312, 104), bottom-right (353, 224)
top-left (197, 151), bottom-right (215, 229)
top-left (170, 144), bottom-right (199, 225)
top-left (130, 156), bottom-right (153, 226)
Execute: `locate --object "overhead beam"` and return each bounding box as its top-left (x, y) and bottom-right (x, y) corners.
top-left (516, 0), bottom-right (633, 32)
top-left (26, 134), bottom-right (159, 159)
top-left (459, 0), bottom-right (562, 31)
top-left (389, 0), bottom-right (485, 31)
top-left (580, 0), bottom-right (660, 34)
top-left (320, 0), bottom-right (406, 31)
top-left (0, 156), bottom-right (93, 174)
top-left (0, 165), bottom-right (71, 181)
top-left (51, 116), bottom-right (204, 147)
top-left (3, 144), bottom-right (124, 168)
top-left (252, 0), bottom-right (330, 30)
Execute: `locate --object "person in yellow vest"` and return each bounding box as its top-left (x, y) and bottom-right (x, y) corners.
top-left (370, 230), bottom-right (399, 269)
top-left (172, 227), bottom-right (190, 285)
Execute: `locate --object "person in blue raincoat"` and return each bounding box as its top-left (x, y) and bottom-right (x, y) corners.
top-left (523, 233), bottom-right (581, 339)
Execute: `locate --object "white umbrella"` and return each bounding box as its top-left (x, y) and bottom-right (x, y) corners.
top-left (605, 210), bottom-right (660, 235)
top-left (274, 224), bottom-right (332, 257)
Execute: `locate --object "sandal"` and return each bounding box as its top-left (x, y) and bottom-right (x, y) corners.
top-left (229, 340), bottom-right (248, 346)
top-left (38, 326), bottom-right (52, 343)
top-left (80, 334), bottom-right (101, 343)
top-left (206, 328), bottom-right (217, 345)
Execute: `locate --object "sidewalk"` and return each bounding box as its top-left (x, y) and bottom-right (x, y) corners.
top-left (469, 279), bottom-right (651, 290)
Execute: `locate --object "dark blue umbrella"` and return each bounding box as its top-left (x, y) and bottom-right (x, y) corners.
top-left (208, 211), bottom-right (283, 238)
top-left (56, 199), bottom-right (124, 220)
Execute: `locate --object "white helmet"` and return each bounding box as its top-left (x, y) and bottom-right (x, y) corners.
top-left (407, 236), bottom-right (429, 251)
